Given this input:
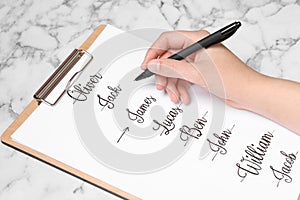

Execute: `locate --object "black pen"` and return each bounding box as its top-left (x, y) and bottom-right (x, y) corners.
top-left (134, 21), bottom-right (241, 81)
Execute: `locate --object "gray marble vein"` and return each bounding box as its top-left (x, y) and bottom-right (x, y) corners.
top-left (1, 0), bottom-right (300, 199)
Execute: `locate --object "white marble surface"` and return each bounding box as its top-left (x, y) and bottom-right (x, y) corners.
top-left (1, 0), bottom-right (300, 199)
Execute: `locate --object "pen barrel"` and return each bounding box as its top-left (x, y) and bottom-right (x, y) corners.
top-left (198, 32), bottom-right (223, 47)
top-left (135, 22), bottom-right (240, 81)
top-left (168, 32), bottom-right (223, 61)
top-left (169, 42), bottom-right (203, 60)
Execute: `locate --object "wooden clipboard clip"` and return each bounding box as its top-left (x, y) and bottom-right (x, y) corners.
top-left (33, 49), bottom-right (93, 106)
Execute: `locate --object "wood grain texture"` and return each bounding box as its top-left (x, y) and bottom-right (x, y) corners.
top-left (1, 25), bottom-right (140, 200)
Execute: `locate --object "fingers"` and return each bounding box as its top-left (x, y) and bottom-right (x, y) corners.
top-left (146, 57), bottom-right (201, 104)
top-left (165, 78), bottom-right (180, 103)
top-left (155, 75), bottom-right (166, 90)
top-left (177, 80), bottom-right (191, 105)
top-left (141, 30), bottom-right (209, 68)
top-left (160, 79), bottom-right (191, 105)
top-left (141, 30), bottom-right (212, 104)
top-left (148, 58), bottom-right (192, 104)
top-left (153, 51), bottom-right (172, 90)
top-left (156, 78), bottom-right (190, 105)
top-left (141, 31), bottom-right (189, 67)
top-left (147, 57), bottom-right (204, 86)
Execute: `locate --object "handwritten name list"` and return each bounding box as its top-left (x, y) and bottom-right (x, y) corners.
top-left (67, 69), bottom-right (299, 191)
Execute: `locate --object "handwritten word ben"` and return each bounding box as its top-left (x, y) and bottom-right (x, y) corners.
top-left (179, 112), bottom-right (208, 146)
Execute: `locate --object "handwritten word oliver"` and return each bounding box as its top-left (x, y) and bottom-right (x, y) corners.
top-left (67, 72), bottom-right (103, 103)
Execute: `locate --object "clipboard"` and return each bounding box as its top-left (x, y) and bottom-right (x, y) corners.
top-left (0, 25), bottom-right (139, 200)
top-left (1, 24), bottom-right (300, 200)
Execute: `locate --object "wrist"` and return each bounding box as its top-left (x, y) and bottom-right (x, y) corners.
top-left (232, 72), bottom-right (270, 111)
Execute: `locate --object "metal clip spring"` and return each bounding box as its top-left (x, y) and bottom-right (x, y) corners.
top-left (34, 49), bottom-right (93, 106)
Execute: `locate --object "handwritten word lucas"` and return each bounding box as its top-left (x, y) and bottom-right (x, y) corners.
top-left (153, 105), bottom-right (183, 136)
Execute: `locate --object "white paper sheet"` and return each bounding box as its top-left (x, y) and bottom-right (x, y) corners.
top-left (12, 25), bottom-right (300, 200)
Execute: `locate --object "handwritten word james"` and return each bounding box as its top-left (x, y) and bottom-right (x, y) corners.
top-left (207, 124), bottom-right (235, 161)
top-left (153, 105), bottom-right (183, 136)
top-left (67, 72), bottom-right (103, 103)
top-left (126, 96), bottom-right (157, 123)
top-left (97, 84), bottom-right (122, 111)
top-left (179, 111), bottom-right (208, 146)
top-left (236, 131), bottom-right (274, 182)
top-left (270, 150), bottom-right (298, 187)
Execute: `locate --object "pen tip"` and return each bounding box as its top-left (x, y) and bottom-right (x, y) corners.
top-left (134, 75), bottom-right (143, 81)
top-left (134, 69), bottom-right (154, 81)
top-left (235, 21), bottom-right (242, 28)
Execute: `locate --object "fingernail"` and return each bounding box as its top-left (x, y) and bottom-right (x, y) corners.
top-left (180, 96), bottom-right (186, 105)
top-left (147, 59), bottom-right (160, 72)
top-left (156, 84), bottom-right (164, 90)
top-left (180, 95), bottom-right (190, 105)
top-left (141, 63), bottom-right (147, 70)
top-left (171, 94), bottom-right (178, 103)
top-left (166, 88), bottom-right (178, 103)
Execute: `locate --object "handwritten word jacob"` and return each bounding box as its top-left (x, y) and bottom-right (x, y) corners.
top-left (270, 150), bottom-right (298, 187)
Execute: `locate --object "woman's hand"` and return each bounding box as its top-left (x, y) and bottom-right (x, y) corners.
top-left (142, 30), bottom-right (300, 135)
top-left (141, 30), bottom-right (263, 109)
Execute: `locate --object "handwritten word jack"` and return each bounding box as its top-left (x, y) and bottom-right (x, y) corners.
top-left (97, 84), bottom-right (122, 111)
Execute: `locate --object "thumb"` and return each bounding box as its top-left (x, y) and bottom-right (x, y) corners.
top-left (147, 58), bottom-right (202, 85)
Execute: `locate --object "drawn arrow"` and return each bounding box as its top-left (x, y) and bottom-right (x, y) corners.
top-left (117, 127), bottom-right (129, 143)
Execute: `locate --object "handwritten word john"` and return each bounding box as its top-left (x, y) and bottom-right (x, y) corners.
top-left (153, 105), bottom-right (183, 136)
top-left (270, 150), bottom-right (298, 187)
top-left (97, 84), bottom-right (122, 111)
top-left (179, 111), bottom-right (208, 146)
top-left (236, 131), bottom-right (274, 182)
top-left (207, 124), bottom-right (235, 161)
top-left (126, 96), bottom-right (157, 123)
top-left (67, 72), bottom-right (103, 103)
